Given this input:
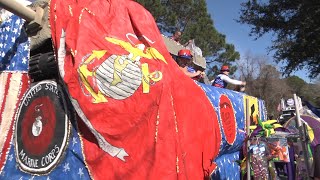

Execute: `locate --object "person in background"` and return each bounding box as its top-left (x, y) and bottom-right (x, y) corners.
top-left (170, 31), bottom-right (181, 44)
top-left (176, 49), bottom-right (204, 78)
top-left (212, 65), bottom-right (246, 88)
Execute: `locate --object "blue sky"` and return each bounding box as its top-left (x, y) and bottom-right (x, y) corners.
top-left (206, 0), bottom-right (273, 55)
top-left (206, 0), bottom-right (312, 82)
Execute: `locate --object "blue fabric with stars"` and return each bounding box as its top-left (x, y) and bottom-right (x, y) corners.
top-left (0, 15), bottom-right (29, 72)
top-left (1, 119), bottom-right (91, 180)
top-left (200, 84), bottom-right (246, 155)
top-left (198, 83), bottom-right (266, 179)
top-left (212, 152), bottom-right (241, 180)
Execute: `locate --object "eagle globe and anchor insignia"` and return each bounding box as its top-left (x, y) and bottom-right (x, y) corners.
top-left (15, 80), bottom-right (70, 174)
top-left (78, 36), bottom-right (166, 103)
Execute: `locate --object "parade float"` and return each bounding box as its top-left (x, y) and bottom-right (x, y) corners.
top-left (0, 0), bottom-right (318, 179)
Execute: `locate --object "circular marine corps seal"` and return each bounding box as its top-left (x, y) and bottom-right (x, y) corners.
top-left (15, 80), bottom-right (70, 174)
top-left (219, 94), bottom-right (237, 145)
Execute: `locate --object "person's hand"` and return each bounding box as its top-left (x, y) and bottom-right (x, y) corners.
top-left (200, 72), bottom-right (205, 78)
top-left (242, 81), bottom-right (246, 86)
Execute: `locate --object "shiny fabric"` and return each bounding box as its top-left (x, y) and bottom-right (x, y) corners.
top-left (50, 0), bottom-right (219, 179)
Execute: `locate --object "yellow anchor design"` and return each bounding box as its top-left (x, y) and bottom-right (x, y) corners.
top-left (105, 37), bottom-right (165, 93)
top-left (105, 37), bottom-right (167, 64)
top-left (79, 37), bottom-right (166, 103)
top-left (79, 50), bottom-right (108, 103)
top-left (141, 63), bottom-right (163, 93)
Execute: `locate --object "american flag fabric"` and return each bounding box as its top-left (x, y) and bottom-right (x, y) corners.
top-left (0, 14), bottom-right (30, 172)
top-left (0, 13), bottom-right (91, 179)
top-left (1, 115), bottom-right (91, 179)
top-left (0, 15), bottom-right (29, 72)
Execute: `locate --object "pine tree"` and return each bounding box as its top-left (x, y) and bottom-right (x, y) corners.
top-left (135, 0), bottom-right (240, 79)
top-left (238, 0), bottom-right (320, 79)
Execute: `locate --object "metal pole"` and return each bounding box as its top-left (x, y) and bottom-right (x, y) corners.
top-left (0, 0), bottom-right (35, 22)
top-left (246, 98), bottom-right (251, 180)
top-left (293, 94), bottom-right (311, 177)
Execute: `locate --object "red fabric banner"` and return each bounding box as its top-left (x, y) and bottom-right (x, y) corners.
top-left (49, 0), bottom-right (221, 179)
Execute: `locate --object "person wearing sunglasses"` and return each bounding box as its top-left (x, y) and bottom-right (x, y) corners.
top-left (211, 65), bottom-right (246, 89)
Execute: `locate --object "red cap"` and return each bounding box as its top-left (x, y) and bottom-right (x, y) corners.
top-left (178, 49), bottom-right (192, 60)
top-left (221, 65), bottom-right (230, 71)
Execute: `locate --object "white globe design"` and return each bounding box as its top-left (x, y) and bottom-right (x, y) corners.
top-left (95, 55), bottom-right (142, 100)
top-left (32, 117), bottom-right (43, 137)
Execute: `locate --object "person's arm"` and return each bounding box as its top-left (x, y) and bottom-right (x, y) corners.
top-left (220, 75), bottom-right (245, 85)
top-left (180, 67), bottom-right (201, 78)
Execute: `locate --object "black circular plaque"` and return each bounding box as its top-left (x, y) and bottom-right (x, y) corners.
top-left (15, 80), bottom-right (69, 174)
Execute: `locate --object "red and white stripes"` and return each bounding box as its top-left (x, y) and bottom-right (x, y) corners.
top-left (0, 72), bottom-right (29, 172)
